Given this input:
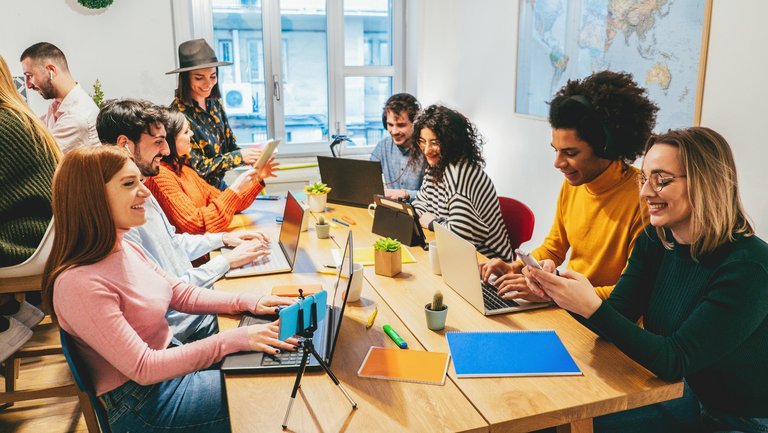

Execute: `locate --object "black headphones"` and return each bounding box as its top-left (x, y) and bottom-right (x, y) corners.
top-left (567, 95), bottom-right (615, 159)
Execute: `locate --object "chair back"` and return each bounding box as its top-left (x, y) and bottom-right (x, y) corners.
top-left (0, 219), bottom-right (54, 278)
top-left (59, 329), bottom-right (112, 433)
top-left (498, 197), bottom-right (535, 251)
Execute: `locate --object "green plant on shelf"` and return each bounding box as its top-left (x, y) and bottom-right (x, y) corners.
top-left (373, 237), bottom-right (401, 253)
top-left (304, 182), bottom-right (331, 195)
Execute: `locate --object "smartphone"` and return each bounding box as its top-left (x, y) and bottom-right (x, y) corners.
top-left (515, 249), bottom-right (542, 270)
top-left (253, 139), bottom-right (281, 172)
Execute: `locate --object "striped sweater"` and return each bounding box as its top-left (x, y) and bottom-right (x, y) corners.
top-left (413, 159), bottom-right (512, 261)
top-left (0, 109), bottom-right (57, 266)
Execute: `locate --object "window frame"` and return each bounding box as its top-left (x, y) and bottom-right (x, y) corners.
top-left (172, 0), bottom-right (405, 157)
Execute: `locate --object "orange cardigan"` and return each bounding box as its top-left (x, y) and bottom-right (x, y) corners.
top-left (146, 162), bottom-right (263, 234)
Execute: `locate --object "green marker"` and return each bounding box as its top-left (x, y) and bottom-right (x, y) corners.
top-left (382, 324), bottom-right (408, 349)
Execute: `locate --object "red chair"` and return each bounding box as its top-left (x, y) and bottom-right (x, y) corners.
top-left (498, 196), bottom-right (535, 252)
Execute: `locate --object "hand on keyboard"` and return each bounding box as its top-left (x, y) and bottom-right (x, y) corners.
top-left (224, 240), bottom-right (272, 268)
top-left (245, 321), bottom-right (299, 355)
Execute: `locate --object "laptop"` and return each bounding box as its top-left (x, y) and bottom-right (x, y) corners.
top-left (434, 223), bottom-right (550, 315)
top-left (317, 156), bottom-right (385, 207)
top-left (225, 191), bottom-right (304, 278)
top-left (221, 231), bottom-right (354, 373)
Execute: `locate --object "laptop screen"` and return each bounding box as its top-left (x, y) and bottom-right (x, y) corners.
top-left (326, 231), bottom-right (353, 365)
top-left (280, 191), bottom-right (304, 266)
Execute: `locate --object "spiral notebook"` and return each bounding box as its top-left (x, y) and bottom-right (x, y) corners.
top-left (446, 330), bottom-right (581, 378)
top-left (357, 347), bottom-right (451, 385)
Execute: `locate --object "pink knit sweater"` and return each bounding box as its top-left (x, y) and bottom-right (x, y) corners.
top-left (54, 233), bottom-right (258, 396)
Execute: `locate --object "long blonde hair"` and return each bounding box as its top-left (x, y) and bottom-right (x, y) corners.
top-left (0, 55), bottom-right (61, 161)
top-left (42, 146), bottom-right (132, 322)
top-left (646, 127), bottom-right (753, 259)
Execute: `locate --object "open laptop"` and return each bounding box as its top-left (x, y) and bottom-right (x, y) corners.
top-left (317, 156), bottom-right (385, 207)
top-left (221, 231), bottom-right (354, 373)
top-left (225, 191), bottom-right (304, 278)
top-left (434, 223), bottom-right (550, 315)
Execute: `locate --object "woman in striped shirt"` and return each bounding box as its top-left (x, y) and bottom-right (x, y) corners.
top-left (411, 105), bottom-right (512, 261)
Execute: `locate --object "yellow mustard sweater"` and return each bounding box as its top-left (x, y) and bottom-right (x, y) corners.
top-left (532, 161), bottom-right (645, 299)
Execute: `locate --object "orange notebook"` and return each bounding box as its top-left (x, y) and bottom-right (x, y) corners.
top-left (271, 284), bottom-right (323, 297)
top-left (357, 347), bottom-right (451, 386)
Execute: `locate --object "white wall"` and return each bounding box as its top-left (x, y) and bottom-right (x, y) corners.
top-left (1, 0), bottom-right (178, 115)
top-left (413, 0), bottom-right (768, 245)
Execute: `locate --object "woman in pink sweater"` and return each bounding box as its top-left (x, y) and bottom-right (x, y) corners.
top-left (42, 146), bottom-right (296, 433)
top-left (145, 109), bottom-right (278, 234)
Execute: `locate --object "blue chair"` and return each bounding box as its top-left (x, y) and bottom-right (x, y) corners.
top-left (59, 329), bottom-right (112, 433)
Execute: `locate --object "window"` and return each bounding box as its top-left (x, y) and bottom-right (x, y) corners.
top-left (182, 0), bottom-right (403, 155)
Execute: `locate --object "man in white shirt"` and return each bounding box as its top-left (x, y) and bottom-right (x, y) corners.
top-left (20, 42), bottom-right (100, 153)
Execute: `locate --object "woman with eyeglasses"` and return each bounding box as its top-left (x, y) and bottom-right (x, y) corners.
top-left (523, 127), bottom-right (768, 432)
top-left (411, 105), bottom-right (512, 261)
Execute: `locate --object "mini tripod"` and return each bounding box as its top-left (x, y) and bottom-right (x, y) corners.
top-left (282, 290), bottom-right (357, 429)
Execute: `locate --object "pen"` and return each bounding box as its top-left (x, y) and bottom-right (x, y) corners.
top-left (323, 264), bottom-right (338, 269)
top-left (365, 307), bottom-right (378, 329)
top-left (382, 324), bottom-right (407, 349)
top-left (340, 215), bottom-right (356, 225)
top-left (331, 218), bottom-right (349, 227)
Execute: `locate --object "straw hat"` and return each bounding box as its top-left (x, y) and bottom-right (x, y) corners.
top-left (166, 39), bottom-right (232, 74)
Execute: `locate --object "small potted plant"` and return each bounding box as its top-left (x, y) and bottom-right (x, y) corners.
top-left (424, 290), bottom-right (448, 331)
top-left (373, 237), bottom-right (402, 277)
top-left (315, 214), bottom-right (330, 239)
top-left (304, 181), bottom-right (331, 212)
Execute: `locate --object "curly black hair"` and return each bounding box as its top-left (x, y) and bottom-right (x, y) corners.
top-left (548, 70), bottom-right (658, 164)
top-left (411, 105), bottom-right (485, 182)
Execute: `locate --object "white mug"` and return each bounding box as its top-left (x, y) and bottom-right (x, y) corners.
top-left (367, 202), bottom-right (377, 218)
top-left (347, 263), bottom-right (365, 303)
top-left (428, 240), bottom-right (441, 275)
top-left (299, 201), bottom-right (310, 232)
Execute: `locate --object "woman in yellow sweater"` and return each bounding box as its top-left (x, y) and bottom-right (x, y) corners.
top-left (482, 71), bottom-right (657, 301)
top-left (145, 110), bottom-right (278, 234)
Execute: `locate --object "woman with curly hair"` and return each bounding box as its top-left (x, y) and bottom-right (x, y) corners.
top-left (483, 70), bottom-right (658, 302)
top-left (411, 105), bottom-right (512, 261)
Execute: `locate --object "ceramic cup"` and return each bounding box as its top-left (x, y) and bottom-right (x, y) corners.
top-left (346, 263), bottom-right (365, 302)
top-left (428, 240), bottom-right (441, 275)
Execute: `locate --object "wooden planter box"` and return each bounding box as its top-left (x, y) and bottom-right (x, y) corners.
top-left (374, 249), bottom-right (401, 277)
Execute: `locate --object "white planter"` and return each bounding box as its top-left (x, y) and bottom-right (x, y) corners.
top-left (307, 194), bottom-right (327, 212)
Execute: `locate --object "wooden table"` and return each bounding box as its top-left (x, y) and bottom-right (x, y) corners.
top-left (217, 199), bottom-right (682, 433)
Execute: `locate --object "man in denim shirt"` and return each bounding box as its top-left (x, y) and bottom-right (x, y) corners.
top-left (370, 93), bottom-right (425, 202)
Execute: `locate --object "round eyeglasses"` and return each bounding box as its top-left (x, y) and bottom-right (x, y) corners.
top-left (636, 172), bottom-right (687, 192)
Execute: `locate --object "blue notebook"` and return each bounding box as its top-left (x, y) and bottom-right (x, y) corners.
top-left (446, 330), bottom-right (582, 377)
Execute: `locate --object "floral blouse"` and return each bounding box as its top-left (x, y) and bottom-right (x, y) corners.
top-left (172, 97), bottom-right (245, 189)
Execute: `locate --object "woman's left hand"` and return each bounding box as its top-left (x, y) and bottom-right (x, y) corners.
top-left (252, 295), bottom-right (297, 316)
top-left (419, 212), bottom-right (437, 229)
top-left (523, 267), bottom-right (603, 318)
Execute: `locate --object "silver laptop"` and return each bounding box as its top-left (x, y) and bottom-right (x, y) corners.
top-left (221, 231), bottom-right (354, 373)
top-left (434, 223), bottom-right (550, 315)
top-left (225, 191), bottom-right (304, 278)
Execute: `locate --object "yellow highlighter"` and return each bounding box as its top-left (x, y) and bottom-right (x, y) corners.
top-left (365, 306), bottom-right (378, 329)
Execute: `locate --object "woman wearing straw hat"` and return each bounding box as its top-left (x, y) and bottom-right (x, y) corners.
top-left (168, 39), bottom-right (261, 190)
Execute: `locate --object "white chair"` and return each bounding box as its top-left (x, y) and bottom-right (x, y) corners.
top-left (0, 220), bottom-right (93, 430)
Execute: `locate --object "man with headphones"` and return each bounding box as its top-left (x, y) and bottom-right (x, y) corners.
top-left (20, 42), bottom-right (100, 153)
top-left (370, 93), bottom-right (426, 202)
top-left (482, 71), bottom-right (658, 302)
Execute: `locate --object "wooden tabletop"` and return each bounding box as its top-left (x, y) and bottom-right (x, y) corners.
top-left (217, 198), bottom-right (683, 433)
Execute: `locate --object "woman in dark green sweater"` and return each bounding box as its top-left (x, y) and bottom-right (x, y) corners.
top-left (0, 55), bottom-right (60, 362)
top-left (525, 127), bottom-right (768, 432)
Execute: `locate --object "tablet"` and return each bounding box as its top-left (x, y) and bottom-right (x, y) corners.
top-left (253, 139), bottom-right (281, 172)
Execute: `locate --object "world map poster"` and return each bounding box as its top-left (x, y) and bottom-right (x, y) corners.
top-left (515, 0), bottom-right (712, 131)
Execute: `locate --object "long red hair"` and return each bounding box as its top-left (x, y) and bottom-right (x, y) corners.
top-left (42, 146), bottom-right (132, 322)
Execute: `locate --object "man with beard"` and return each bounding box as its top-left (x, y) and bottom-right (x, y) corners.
top-left (20, 42), bottom-right (100, 152)
top-left (370, 93), bottom-right (425, 202)
top-left (97, 99), bottom-right (271, 343)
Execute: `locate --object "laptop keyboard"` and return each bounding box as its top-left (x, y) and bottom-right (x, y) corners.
top-left (262, 350), bottom-right (303, 366)
top-left (481, 281), bottom-right (520, 311)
